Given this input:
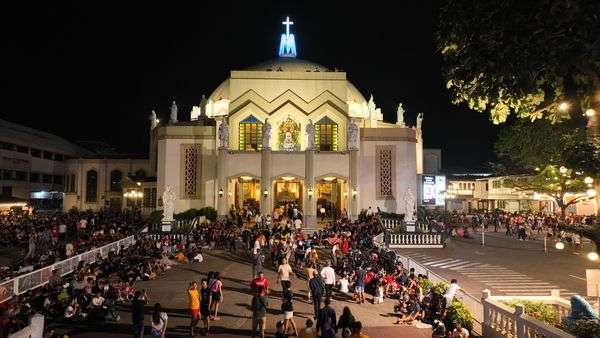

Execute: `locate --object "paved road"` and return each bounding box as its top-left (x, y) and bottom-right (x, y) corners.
top-left (52, 249), bottom-right (430, 338)
top-left (396, 230), bottom-right (599, 300)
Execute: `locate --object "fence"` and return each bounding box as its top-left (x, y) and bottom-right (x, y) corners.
top-left (380, 218), bottom-right (430, 232)
top-left (0, 235), bottom-right (135, 304)
top-left (394, 252), bottom-right (483, 334)
top-left (388, 233), bottom-right (444, 248)
top-left (143, 233), bottom-right (189, 242)
top-left (481, 290), bottom-right (575, 338)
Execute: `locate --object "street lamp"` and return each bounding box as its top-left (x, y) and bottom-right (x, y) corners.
top-left (585, 177), bottom-right (594, 185)
top-left (555, 241), bottom-right (565, 250)
top-left (351, 188), bottom-right (358, 199)
top-left (307, 188), bottom-right (313, 199)
top-left (559, 166), bottom-right (568, 174)
top-left (558, 101), bottom-right (570, 112)
top-left (588, 252), bottom-right (599, 261)
top-left (218, 188), bottom-right (224, 198)
top-left (586, 108), bottom-right (596, 117)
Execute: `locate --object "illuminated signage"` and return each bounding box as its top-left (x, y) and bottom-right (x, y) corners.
top-left (278, 16), bottom-right (297, 57)
top-left (422, 175), bottom-right (446, 206)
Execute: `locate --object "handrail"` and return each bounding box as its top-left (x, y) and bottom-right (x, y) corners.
top-left (0, 235), bottom-right (135, 304)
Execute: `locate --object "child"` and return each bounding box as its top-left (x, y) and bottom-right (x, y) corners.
top-left (374, 280), bottom-right (385, 304)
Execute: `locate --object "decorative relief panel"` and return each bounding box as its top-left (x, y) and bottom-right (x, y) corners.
top-left (376, 145), bottom-right (395, 199)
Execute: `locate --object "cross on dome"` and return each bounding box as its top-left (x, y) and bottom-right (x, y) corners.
top-left (282, 16), bottom-right (294, 35)
top-left (278, 16), bottom-right (297, 58)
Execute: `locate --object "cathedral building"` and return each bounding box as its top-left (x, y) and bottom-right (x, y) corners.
top-left (151, 17), bottom-right (423, 227)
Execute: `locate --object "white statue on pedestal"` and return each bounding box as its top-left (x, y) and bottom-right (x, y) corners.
top-left (169, 101), bottom-right (178, 124)
top-left (404, 188), bottom-right (416, 222)
top-left (149, 110), bottom-right (158, 130)
top-left (282, 132), bottom-right (295, 151)
top-left (262, 119), bottom-right (271, 149)
top-left (416, 113), bottom-right (424, 129)
top-left (348, 121), bottom-right (359, 150)
top-left (162, 185), bottom-right (176, 223)
top-left (218, 119), bottom-right (229, 149)
top-left (305, 119), bottom-right (315, 150)
top-left (396, 103), bottom-right (406, 127)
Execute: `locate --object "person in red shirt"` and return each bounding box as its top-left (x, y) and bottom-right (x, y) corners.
top-left (251, 271), bottom-right (270, 295)
top-left (341, 237), bottom-right (350, 256)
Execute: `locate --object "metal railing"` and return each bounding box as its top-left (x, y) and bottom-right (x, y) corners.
top-left (0, 236), bottom-right (135, 304)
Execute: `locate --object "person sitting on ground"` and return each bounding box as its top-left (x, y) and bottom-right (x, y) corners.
top-left (298, 318), bottom-right (317, 338)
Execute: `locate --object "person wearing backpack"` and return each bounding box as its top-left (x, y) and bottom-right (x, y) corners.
top-left (317, 297), bottom-right (337, 338)
top-left (309, 274), bottom-right (325, 319)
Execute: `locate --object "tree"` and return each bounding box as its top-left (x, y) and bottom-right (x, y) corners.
top-left (494, 117), bottom-right (600, 172)
top-left (437, 0), bottom-right (600, 124)
top-left (503, 165), bottom-right (595, 219)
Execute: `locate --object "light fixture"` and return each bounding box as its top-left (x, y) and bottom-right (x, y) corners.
top-left (589, 252), bottom-right (600, 261)
top-left (559, 166), bottom-right (568, 174)
top-left (586, 108), bottom-right (596, 117)
top-left (218, 188), bottom-right (224, 197)
top-left (281, 176), bottom-right (295, 181)
top-left (351, 188), bottom-right (358, 198)
top-left (585, 177), bottom-right (594, 185)
top-left (307, 188), bottom-right (313, 198)
top-left (263, 189), bottom-right (269, 197)
top-left (558, 101), bottom-right (570, 112)
top-left (555, 242), bottom-right (565, 250)
top-left (343, 191), bottom-right (348, 198)
top-left (136, 182), bottom-right (141, 186)
top-left (240, 176), bottom-right (253, 181)
top-left (322, 176), bottom-right (336, 182)
top-left (587, 189), bottom-right (597, 198)
top-left (535, 167), bottom-right (540, 171)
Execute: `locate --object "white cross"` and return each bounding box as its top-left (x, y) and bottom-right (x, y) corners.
top-left (282, 16), bottom-right (294, 36)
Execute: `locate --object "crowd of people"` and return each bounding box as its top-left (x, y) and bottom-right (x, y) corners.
top-left (0, 209), bottom-right (141, 281)
top-left (0, 205), bottom-right (474, 338)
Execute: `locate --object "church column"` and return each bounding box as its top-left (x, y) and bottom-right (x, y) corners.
top-left (260, 148), bottom-right (272, 215)
top-left (304, 149), bottom-right (316, 228)
top-left (216, 148), bottom-right (228, 217)
top-left (348, 149), bottom-right (359, 219)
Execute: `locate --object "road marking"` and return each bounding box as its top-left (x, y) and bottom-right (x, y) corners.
top-left (423, 258), bottom-right (455, 266)
top-left (569, 274), bottom-right (586, 281)
top-left (449, 262), bottom-right (481, 270)
top-left (430, 259), bottom-right (463, 267)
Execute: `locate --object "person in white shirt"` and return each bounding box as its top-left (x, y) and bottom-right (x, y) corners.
top-left (444, 279), bottom-right (461, 308)
top-left (65, 242), bottom-right (74, 257)
top-left (338, 274), bottom-right (349, 294)
top-left (294, 218), bottom-right (302, 230)
top-left (366, 206), bottom-right (374, 216)
top-left (320, 260), bottom-right (336, 299)
top-left (277, 258), bottom-right (294, 293)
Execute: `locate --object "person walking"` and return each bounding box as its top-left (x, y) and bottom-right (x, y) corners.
top-left (281, 289), bottom-right (298, 336)
top-left (317, 298), bottom-right (337, 338)
top-left (309, 274), bottom-right (325, 320)
top-left (150, 303), bottom-right (168, 338)
top-left (199, 279), bottom-right (211, 335)
top-left (251, 286), bottom-right (269, 338)
top-left (132, 290), bottom-right (148, 338)
top-left (188, 281), bottom-right (201, 336)
top-left (320, 260), bottom-right (336, 300)
top-left (277, 258), bottom-right (294, 295)
top-left (209, 272), bottom-right (223, 320)
top-left (353, 265), bottom-right (366, 304)
top-left (251, 271), bottom-right (270, 295)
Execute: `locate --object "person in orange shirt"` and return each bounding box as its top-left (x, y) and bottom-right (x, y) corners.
top-left (349, 321), bottom-right (370, 338)
top-left (188, 281), bottom-right (201, 336)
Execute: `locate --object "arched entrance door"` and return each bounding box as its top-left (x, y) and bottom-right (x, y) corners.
top-left (273, 176), bottom-right (303, 219)
top-left (315, 176), bottom-right (348, 220)
top-left (232, 176), bottom-right (261, 215)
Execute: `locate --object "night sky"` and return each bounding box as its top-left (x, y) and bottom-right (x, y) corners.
top-left (1, 1), bottom-right (501, 171)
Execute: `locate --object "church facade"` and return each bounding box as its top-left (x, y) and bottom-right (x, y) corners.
top-left (151, 18), bottom-right (423, 226)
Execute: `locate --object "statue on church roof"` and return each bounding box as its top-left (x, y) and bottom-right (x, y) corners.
top-left (150, 110), bottom-right (158, 130)
top-left (396, 103), bottom-right (406, 127)
top-left (162, 185), bottom-right (176, 223)
top-left (262, 118), bottom-right (272, 149)
top-left (348, 121), bottom-right (359, 150)
top-left (218, 119), bottom-right (229, 149)
top-left (416, 112), bottom-right (424, 129)
top-left (404, 188), bottom-right (416, 222)
top-left (305, 119), bottom-right (315, 150)
top-left (169, 101), bottom-right (178, 124)
top-left (367, 94), bottom-right (383, 124)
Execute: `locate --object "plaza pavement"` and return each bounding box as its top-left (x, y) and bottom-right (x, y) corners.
top-left (396, 230), bottom-right (599, 301)
top-left (55, 249), bottom-right (431, 338)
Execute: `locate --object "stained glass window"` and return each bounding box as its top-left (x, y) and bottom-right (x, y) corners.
top-left (315, 117), bottom-right (338, 151)
top-left (239, 116), bottom-right (263, 151)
